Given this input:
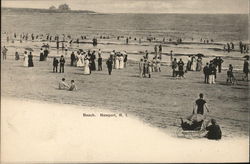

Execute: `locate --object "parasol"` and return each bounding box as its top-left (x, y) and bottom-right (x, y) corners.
top-left (243, 55), bottom-right (249, 59)
top-left (196, 53), bottom-right (205, 57)
top-left (25, 47), bottom-right (34, 52)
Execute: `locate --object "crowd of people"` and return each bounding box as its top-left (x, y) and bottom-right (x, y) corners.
top-left (1, 31), bottom-right (249, 141)
top-left (139, 51), bottom-right (162, 78)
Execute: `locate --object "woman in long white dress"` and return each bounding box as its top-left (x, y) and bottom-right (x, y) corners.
top-left (23, 51), bottom-right (28, 67)
top-left (191, 56), bottom-right (197, 71)
top-left (76, 54), bottom-right (83, 67)
top-left (119, 55), bottom-right (124, 69)
top-left (84, 58), bottom-right (90, 75)
top-left (115, 55), bottom-right (119, 69)
top-left (81, 53), bottom-right (85, 67)
top-left (78, 54), bottom-right (84, 67)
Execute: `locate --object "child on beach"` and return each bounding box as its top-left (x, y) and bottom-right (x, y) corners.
top-left (59, 78), bottom-right (69, 90)
top-left (69, 80), bottom-right (77, 91)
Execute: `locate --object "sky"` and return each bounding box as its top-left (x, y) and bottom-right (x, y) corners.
top-left (1, 0), bottom-right (249, 14)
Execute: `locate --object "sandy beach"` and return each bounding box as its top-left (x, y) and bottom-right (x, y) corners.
top-left (1, 8), bottom-right (249, 162)
top-left (1, 39), bottom-right (249, 138)
top-left (1, 98), bottom-right (249, 163)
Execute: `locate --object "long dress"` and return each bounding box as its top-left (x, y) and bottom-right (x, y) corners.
top-left (78, 55), bottom-right (84, 67)
top-left (191, 57), bottom-right (197, 71)
top-left (28, 54), bottom-right (34, 67)
top-left (76, 55), bottom-right (80, 67)
top-left (39, 50), bottom-right (44, 61)
top-left (119, 56), bottom-right (124, 69)
top-left (23, 54), bottom-right (28, 67)
top-left (196, 58), bottom-right (202, 71)
top-left (84, 59), bottom-right (90, 74)
top-left (115, 56), bottom-right (119, 69)
top-left (81, 55), bottom-right (85, 67)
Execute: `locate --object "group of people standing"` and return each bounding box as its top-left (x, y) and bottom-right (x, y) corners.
top-left (186, 55), bottom-right (203, 72)
top-left (69, 49), bottom-right (98, 75)
top-left (23, 51), bottom-right (34, 67)
top-left (171, 58), bottom-right (185, 78)
top-left (139, 52), bottom-right (162, 78)
top-left (52, 55), bottom-right (65, 73)
top-left (68, 49), bottom-right (128, 75)
top-left (203, 57), bottom-right (224, 84)
top-left (39, 44), bottom-right (50, 61)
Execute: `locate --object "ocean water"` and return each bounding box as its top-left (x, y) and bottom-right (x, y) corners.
top-left (1, 10), bottom-right (248, 42)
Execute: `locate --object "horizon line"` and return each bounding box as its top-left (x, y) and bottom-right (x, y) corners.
top-left (2, 7), bottom-right (248, 15)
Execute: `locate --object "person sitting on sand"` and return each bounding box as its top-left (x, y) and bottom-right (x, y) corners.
top-left (69, 80), bottom-right (77, 91)
top-left (59, 78), bottom-right (69, 90)
top-left (205, 119), bottom-right (222, 140)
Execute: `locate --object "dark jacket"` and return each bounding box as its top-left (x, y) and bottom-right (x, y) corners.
top-left (53, 59), bottom-right (59, 66)
top-left (60, 58), bottom-right (65, 65)
top-left (206, 124), bottom-right (222, 140)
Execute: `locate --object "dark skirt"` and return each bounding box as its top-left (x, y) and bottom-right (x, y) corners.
top-left (40, 53), bottom-right (44, 61)
top-left (28, 60), bottom-right (34, 67)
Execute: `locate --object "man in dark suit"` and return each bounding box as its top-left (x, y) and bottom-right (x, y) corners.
top-left (106, 56), bottom-right (113, 75)
top-left (59, 55), bottom-right (65, 73)
top-left (203, 63), bottom-right (210, 83)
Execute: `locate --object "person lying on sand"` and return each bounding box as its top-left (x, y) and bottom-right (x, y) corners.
top-left (59, 78), bottom-right (69, 90)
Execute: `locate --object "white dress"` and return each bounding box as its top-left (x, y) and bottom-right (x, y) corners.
top-left (77, 55), bottom-right (83, 67)
top-left (84, 59), bottom-right (90, 74)
top-left (81, 55), bottom-right (85, 67)
top-left (119, 56), bottom-right (124, 69)
top-left (78, 55), bottom-right (84, 67)
top-left (115, 57), bottom-right (119, 69)
top-left (23, 54), bottom-right (28, 67)
top-left (191, 58), bottom-right (197, 71)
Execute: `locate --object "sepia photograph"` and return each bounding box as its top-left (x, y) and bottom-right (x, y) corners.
top-left (1, 0), bottom-right (249, 163)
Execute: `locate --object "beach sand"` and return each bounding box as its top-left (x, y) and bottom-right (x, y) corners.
top-left (1, 98), bottom-right (249, 163)
top-left (1, 40), bottom-right (249, 138)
